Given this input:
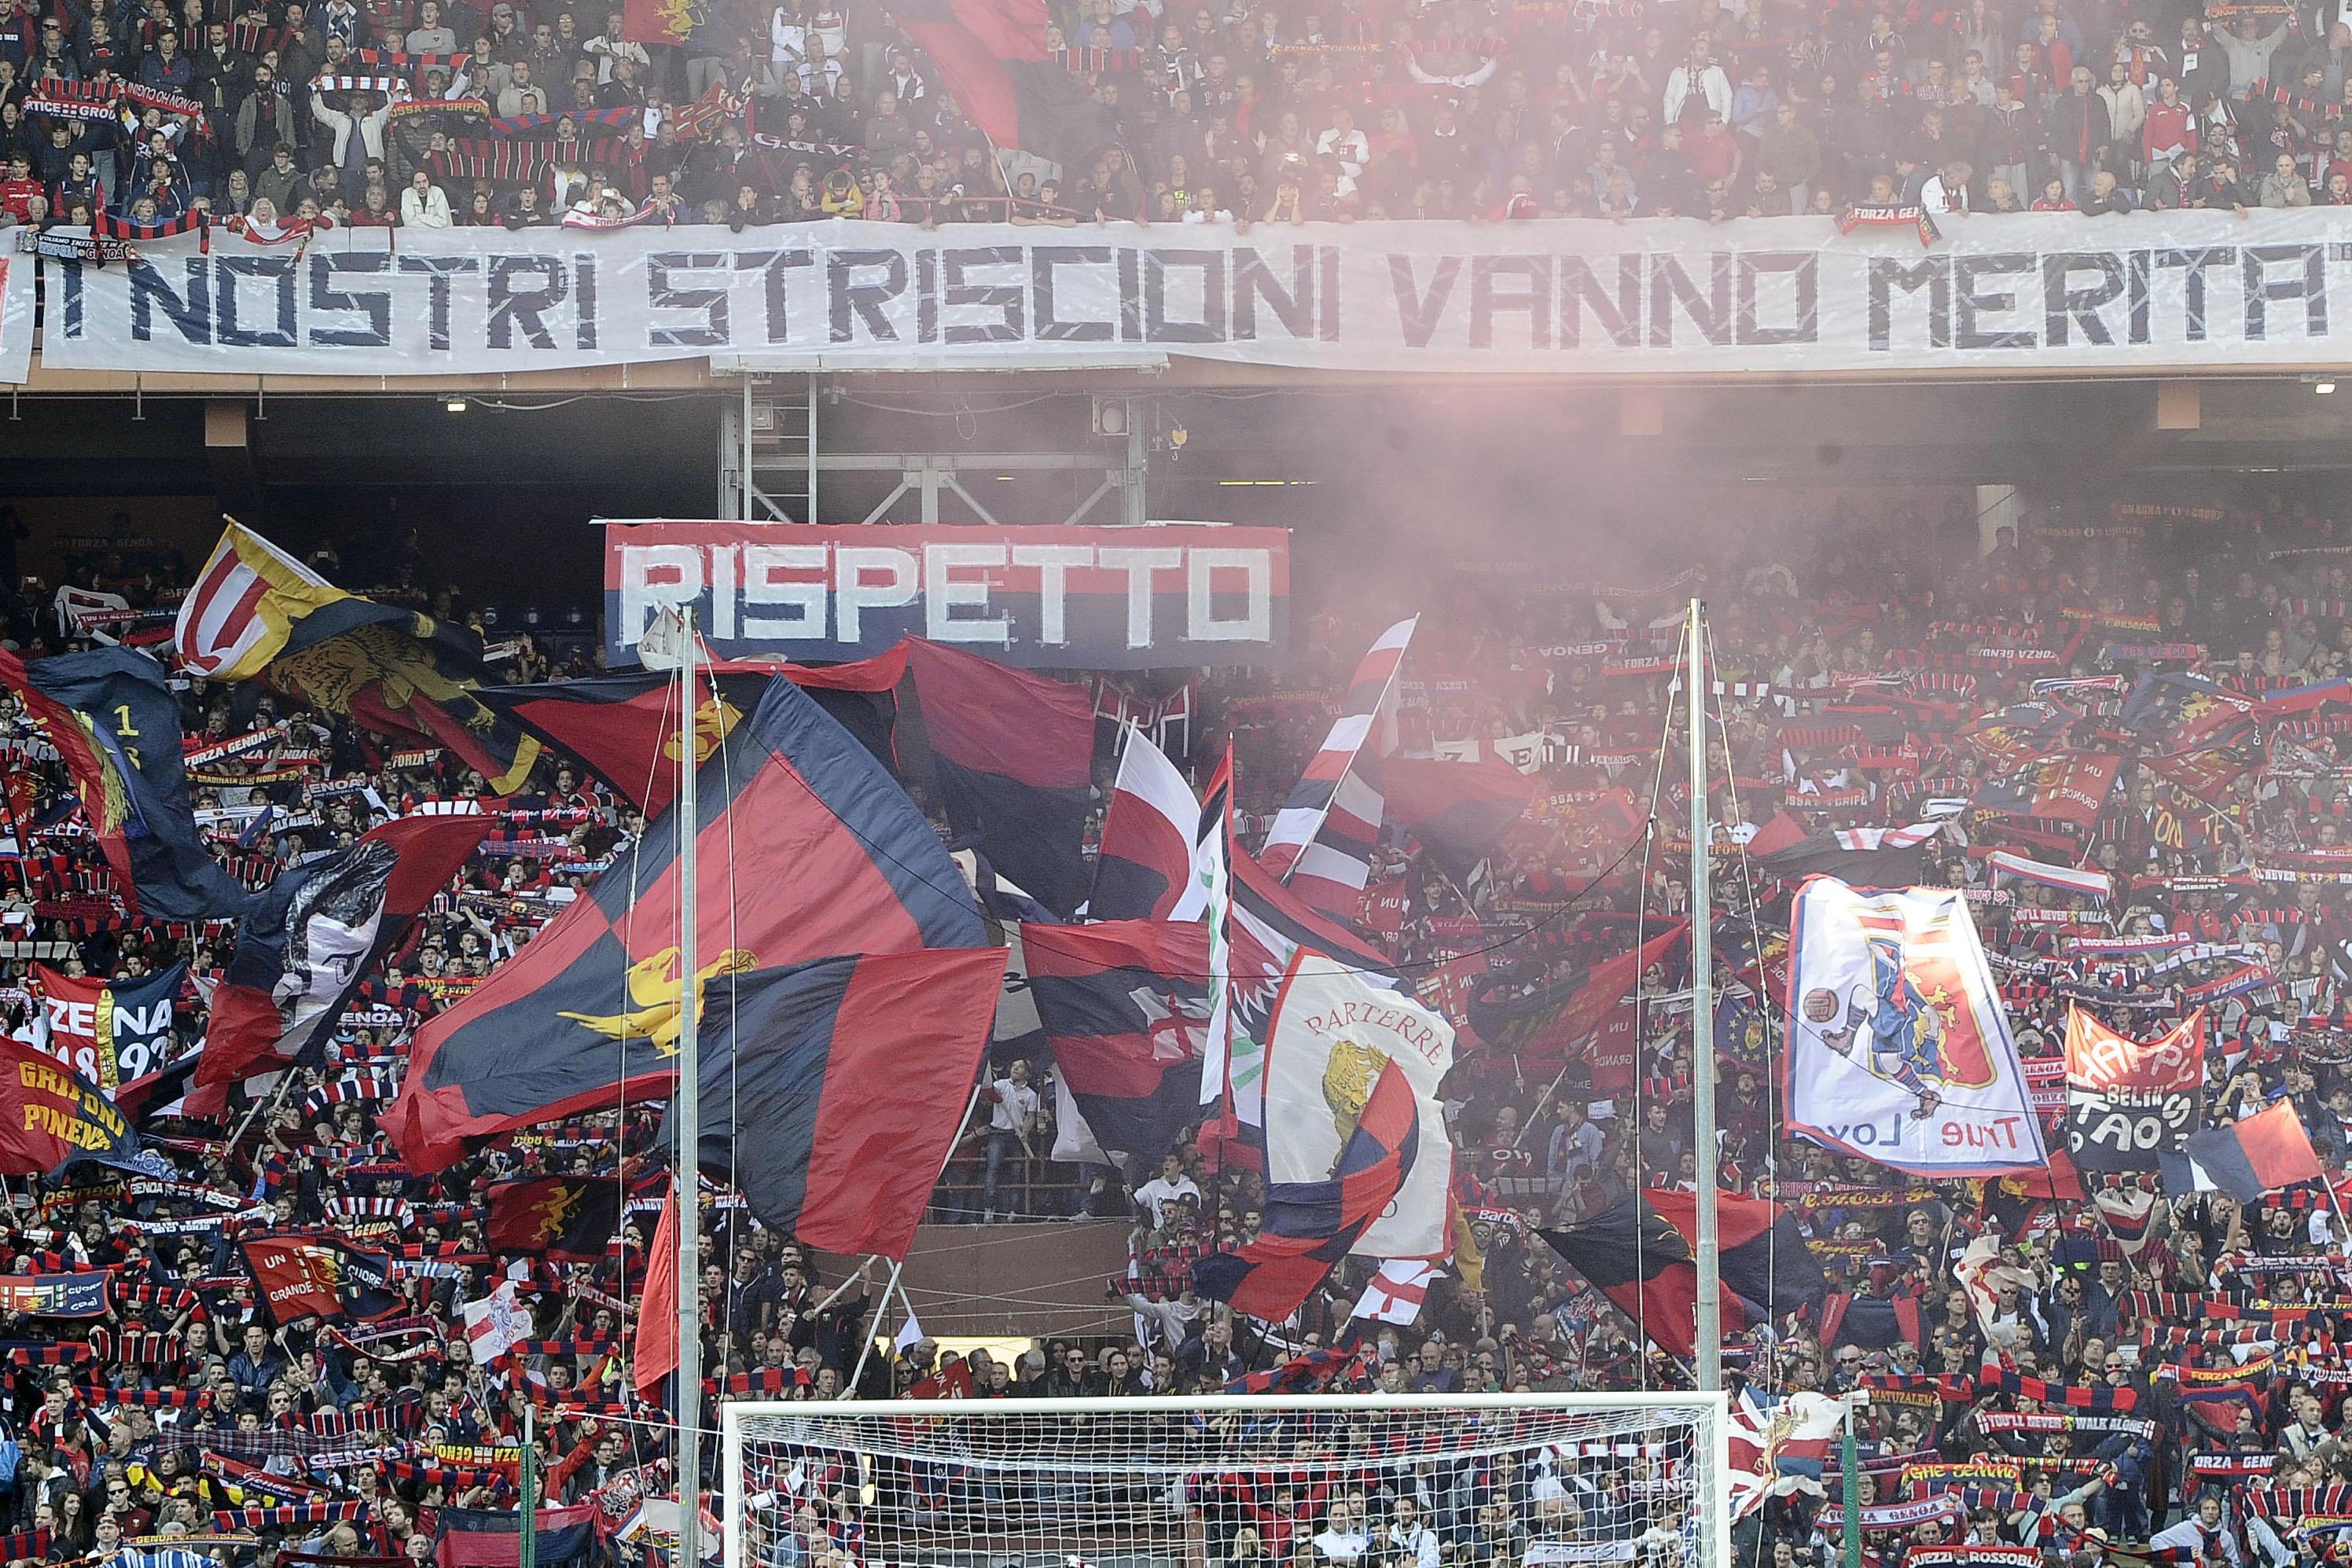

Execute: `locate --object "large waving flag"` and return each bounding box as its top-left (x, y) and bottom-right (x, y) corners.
top-left (1728, 1392), bottom-right (1846, 1519)
top-left (878, 0), bottom-right (1115, 164)
top-left (1383, 754), bottom-right (1536, 876)
top-left (663, 948), bottom-right (1006, 1260)
top-left (2160, 1100), bottom-right (2324, 1202)
top-left (1023, 919), bottom-right (1208, 1163)
top-left (1207, 824), bottom-right (1404, 1159)
top-left (1268, 949), bottom-right (1454, 1259)
top-left (1193, 951), bottom-right (1420, 1321)
top-left (175, 521), bottom-right (542, 793)
top-left (386, 678), bottom-right (983, 1171)
top-left (1256, 617), bottom-right (1417, 916)
top-left (1538, 1189), bottom-right (1827, 1359)
top-left (199, 815), bottom-right (489, 1097)
top-left (1090, 726), bottom-right (1200, 921)
top-left (0, 647), bottom-right (250, 922)
top-left (905, 640), bottom-right (1096, 919)
top-left (1784, 879), bottom-right (2046, 1178)
top-left (473, 647), bottom-right (907, 816)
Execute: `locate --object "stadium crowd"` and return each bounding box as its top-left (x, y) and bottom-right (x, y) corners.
top-left (0, 0), bottom-right (2350, 230)
top-left (1, 486), bottom-right (2350, 1568)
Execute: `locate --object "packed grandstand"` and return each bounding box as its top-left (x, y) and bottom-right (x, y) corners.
top-left (0, 0), bottom-right (2348, 231)
top-left (0, 487), bottom-right (2339, 1568)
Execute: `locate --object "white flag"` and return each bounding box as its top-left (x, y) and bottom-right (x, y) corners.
top-left (1262, 949), bottom-right (1457, 1258)
top-left (461, 1281), bottom-right (533, 1366)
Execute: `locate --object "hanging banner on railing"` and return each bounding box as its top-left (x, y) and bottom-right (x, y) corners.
top-left (28, 211), bottom-right (2352, 381)
top-left (0, 253), bottom-right (33, 386)
top-left (603, 520), bottom-right (1289, 670)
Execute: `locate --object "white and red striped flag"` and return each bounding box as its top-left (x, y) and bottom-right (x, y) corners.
top-left (1256, 617), bottom-right (1417, 915)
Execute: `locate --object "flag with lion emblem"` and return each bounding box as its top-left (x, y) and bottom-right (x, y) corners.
top-left (1784, 880), bottom-right (2045, 1178)
top-left (1193, 949), bottom-right (1441, 1320)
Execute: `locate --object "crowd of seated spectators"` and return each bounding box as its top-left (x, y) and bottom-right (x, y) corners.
top-left (0, 0), bottom-right (2346, 233)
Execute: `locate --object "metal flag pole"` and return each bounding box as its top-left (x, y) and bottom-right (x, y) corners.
top-left (520, 1401), bottom-right (538, 1568)
top-left (674, 608), bottom-right (704, 1568)
top-left (1688, 598), bottom-right (1722, 1392)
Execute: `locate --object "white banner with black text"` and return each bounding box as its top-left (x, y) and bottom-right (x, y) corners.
top-left (26, 211), bottom-right (2352, 380)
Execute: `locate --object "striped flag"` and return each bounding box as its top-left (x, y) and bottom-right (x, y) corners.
top-left (1352, 1259), bottom-right (1440, 1324)
top-left (1256, 617), bottom-right (1417, 915)
top-left (174, 520), bottom-right (366, 680)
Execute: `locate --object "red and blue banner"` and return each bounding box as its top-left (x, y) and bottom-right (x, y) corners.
top-left (1384, 755), bottom-right (1536, 876)
top-left (603, 523), bottom-right (1289, 671)
top-left (1540, 1188), bottom-right (1826, 1359)
top-left (667, 949), bottom-right (1006, 1260)
top-left (238, 1233), bottom-right (402, 1325)
top-left (907, 638), bottom-right (1097, 917)
top-left (386, 678), bottom-right (983, 1171)
top-left (473, 652), bottom-right (906, 818)
top-left (1021, 919), bottom-right (1209, 1162)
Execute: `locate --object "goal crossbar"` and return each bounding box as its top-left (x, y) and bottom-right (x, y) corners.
top-left (722, 1392), bottom-right (1730, 1568)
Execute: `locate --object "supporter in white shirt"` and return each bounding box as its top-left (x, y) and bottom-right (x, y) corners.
top-left (1384, 1500), bottom-right (1441, 1568)
top-left (1311, 1503), bottom-right (1369, 1561)
top-left (1133, 1152), bottom-right (1201, 1225)
top-left (1315, 108), bottom-right (1369, 195)
top-left (1919, 160), bottom-right (1972, 213)
top-left (981, 1059), bottom-right (1041, 1220)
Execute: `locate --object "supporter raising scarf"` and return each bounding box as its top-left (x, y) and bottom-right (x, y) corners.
top-left (174, 520), bottom-right (542, 793)
top-left (1784, 881), bottom-right (2047, 1178)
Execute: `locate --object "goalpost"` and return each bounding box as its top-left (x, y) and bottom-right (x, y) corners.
top-left (721, 1394), bottom-right (1729, 1568)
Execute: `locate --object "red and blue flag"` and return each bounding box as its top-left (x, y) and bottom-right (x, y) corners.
top-left (665, 948), bottom-right (1006, 1261)
top-left (386, 678), bottom-right (983, 1171)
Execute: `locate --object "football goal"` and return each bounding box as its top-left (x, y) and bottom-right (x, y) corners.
top-left (721, 1393), bottom-right (1729, 1568)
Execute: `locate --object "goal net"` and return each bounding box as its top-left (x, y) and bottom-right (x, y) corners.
top-left (722, 1394), bottom-right (1727, 1568)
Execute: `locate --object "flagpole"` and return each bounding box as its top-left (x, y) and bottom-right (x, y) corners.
top-left (674, 608), bottom-right (704, 1568)
top-left (1688, 599), bottom-right (1722, 1392)
top-left (850, 1077), bottom-right (984, 1394)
